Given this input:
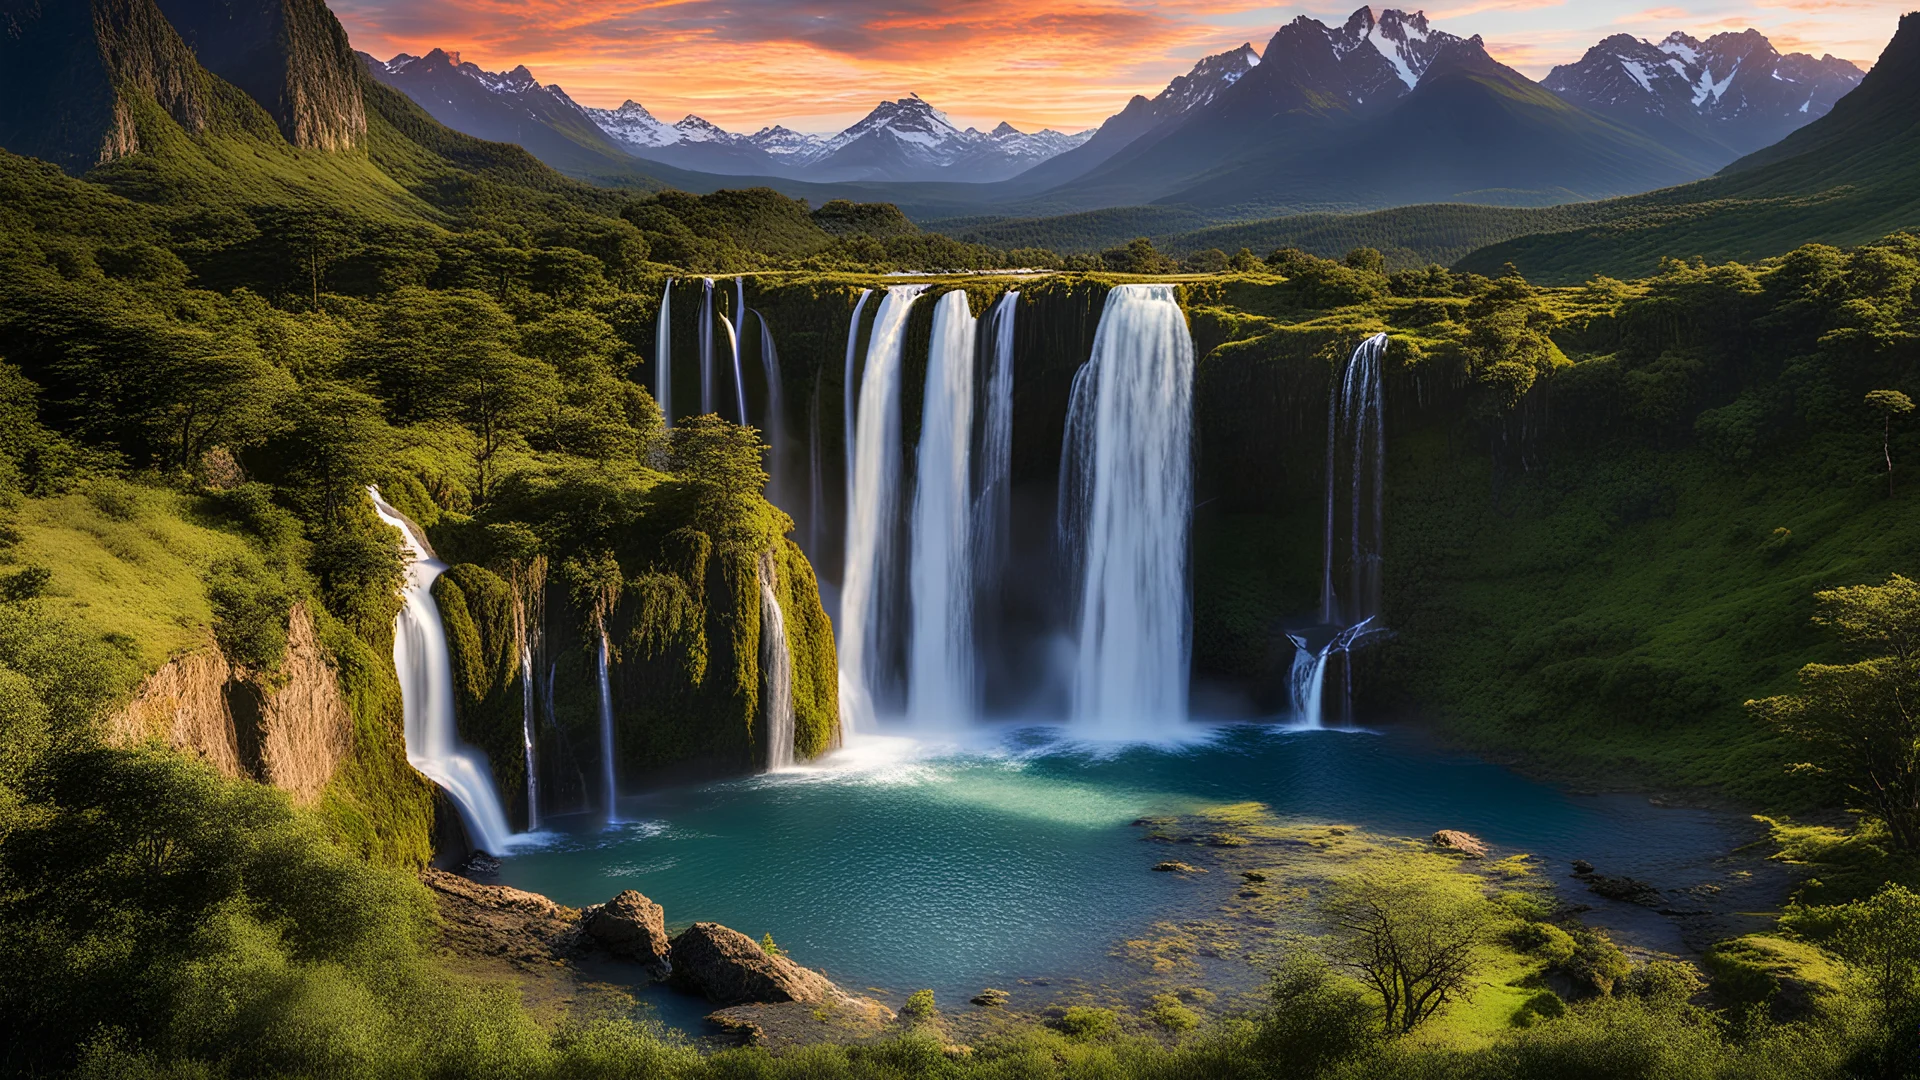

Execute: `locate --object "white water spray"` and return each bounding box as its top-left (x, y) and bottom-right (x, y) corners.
top-left (720, 312), bottom-right (746, 424)
top-left (597, 627), bottom-right (619, 823)
top-left (655, 278), bottom-right (673, 427)
top-left (842, 288), bottom-right (874, 536)
top-left (840, 284), bottom-right (929, 734)
top-left (759, 551), bottom-right (796, 770)
top-left (698, 277), bottom-right (716, 415)
top-left (368, 488), bottom-right (517, 852)
top-left (1061, 285), bottom-right (1195, 736)
top-left (907, 290), bottom-right (978, 725)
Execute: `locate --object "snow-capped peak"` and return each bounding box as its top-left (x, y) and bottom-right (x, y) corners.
top-left (1154, 42), bottom-right (1262, 115)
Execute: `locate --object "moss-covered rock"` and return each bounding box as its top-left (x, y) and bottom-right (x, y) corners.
top-left (1702, 934), bottom-right (1846, 1019)
top-left (433, 564), bottom-right (532, 830)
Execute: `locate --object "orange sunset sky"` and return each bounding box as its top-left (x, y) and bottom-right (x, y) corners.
top-left (328, 0), bottom-right (1913, 133)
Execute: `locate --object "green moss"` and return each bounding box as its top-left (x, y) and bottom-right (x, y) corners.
top-left (777, 539), bottom-right (838, 759)
top-left (433, 564), bottom-right (530, 829)
top-left (309, 603), bottom-right (435, 868)
top-left (1702, 935), bottom-right (1846, 1017)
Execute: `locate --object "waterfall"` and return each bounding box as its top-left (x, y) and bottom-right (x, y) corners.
top-left (758, 551), bottom-right (796, 771)
top-left (519, 635), bottom-right (539, 829)
top-left (1295, 332), bottom-right (1390, 727)
top-left (907, 290), bottom-right (978, 725)
top-left (597, 627), bottom-right (619, 823)
top-left (842, 288), bottom-right (874, 544)
top-left (735, 278), bottom-right (748, 422)
top-left (808, 377), bottom-right (826, 560)
top-left (367, 488), bottom-right (517, 853)
top-left (755, 310), bottom-right (787, 504)
top-left (973, 291), bottom-right (1018, 596)
top-left (655, 278), bottom-right (673, 427)
top-left (840, 284), bottom-right (928, 734)
top-left (1061, 285), bottom-right (1195, 736)
top-left (698, 278), bottom-right (716, 416)
top-left (720, 312), bottom-right (747, 424)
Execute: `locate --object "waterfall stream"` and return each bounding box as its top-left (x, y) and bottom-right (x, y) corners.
top-left (720, 312), bottom-right (746, 424)
top-left (655, 278), bottom-right (673, 427)
top-left (907, 290), bottom-right (978, 725)
top-left (840, 284), bottom-right (929, 734)
top-left (597, 627), bottom-right (619, 823)
top-left (973, 291), bottom-right (1017, 602)
top-left (755, 310), bottom-right (786, 506)
top-left (842, 288), bottom-right (874, 545)
top-left (698, 278), bottom-right (716, 416)
top-left (367, 488), bottom-right (517, 853)
top-left (759, 551), bottom-right (796, 770)
top-left (1061, 285), bottom-right (1195, 736)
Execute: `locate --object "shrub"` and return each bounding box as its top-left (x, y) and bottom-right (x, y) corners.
top-left (902, 989), bottom-right (937, 1021)
top-left (1146, 993), bottom-right (1199, 1032)
top-left (1052, 1006), bottom-right (1118, 1039)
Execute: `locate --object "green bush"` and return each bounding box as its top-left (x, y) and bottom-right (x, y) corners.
top-left (1051, 1006), bottom-right (1118, 1039)
top-left (901, 989), bottom-right (936, 1021)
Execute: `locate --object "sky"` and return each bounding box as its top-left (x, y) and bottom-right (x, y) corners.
top-left (329, 0), bottom-right (1912, 134)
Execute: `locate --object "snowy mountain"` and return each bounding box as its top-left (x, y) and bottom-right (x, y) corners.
top-left (1544, 30), bottom-right (1863, 157)
top-left (768, 94), bottom-right (1090, 182)
top-left (581, 99), bottom-right (786, 174)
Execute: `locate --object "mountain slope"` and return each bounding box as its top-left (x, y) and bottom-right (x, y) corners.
top-left (1458, 12), bottom-right (1920, 281)
top-left (154, 0), bottom-right (366, 149)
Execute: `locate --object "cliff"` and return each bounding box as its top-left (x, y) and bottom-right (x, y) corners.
top-left (154, 0), bottom-right (366, 150)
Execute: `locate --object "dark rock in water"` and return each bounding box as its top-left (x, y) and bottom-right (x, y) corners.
top-left (971, 988), bottom-right (1010, 1007)
top-left (1587, 875), bottom-right (1662, 905)
top-left (586, 890), bottom-right (672, 977)
top-left (1571, 859), bottom-right (1596, 875)
top-left (1242, 870), bottom-right (1269, 882)
top-left (1432, 830), bottom-right (1488, 858)
top-left (461, 851), bottom-right (503, 876)
top-left (1152, 861), bottom-right (1205, 873)
top-left (670, 922), bottom-right (840, 1006)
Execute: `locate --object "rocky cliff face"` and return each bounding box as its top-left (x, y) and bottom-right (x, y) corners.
top-left (155, 0), bottom-right (367, 150)
top-left (108, 604), bottom-right (352, 804)
top-left (0, 0), bottom-right (213, 172)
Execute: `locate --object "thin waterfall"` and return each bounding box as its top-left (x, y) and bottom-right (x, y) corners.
top-left (735, 278), bottom-right (748, 423)
top-left (1297, 331), bottom-right (1390, 727)
top-left (597, 627), bottom-right (619, 823)
top-left (698, 278), bottom-right (716, 416)
top-left (842, 288), bottom-right (874, 557)
top-left (758, 551), bottom-right (796, 771)
top-left (1060, 285), bottom-right (1195, 736)
top-left (368, 488), bottom-right (517, 852)
top-left (973, 290), bottom-right (1018, 606)
top-left (655, 278), bottom-right (673, 427)
top-left (840, 284), bottom-right (929, 734)
top-left (808, 376), bottom-right (826, 560)
top-left (907, 290), bottom-right (978, 725)
top-left (755, 310), bottom-right (786, 503)
top-left (720, 313), bottom-right (746, 424)
top-left (519, 634), bottom-right (539, 828)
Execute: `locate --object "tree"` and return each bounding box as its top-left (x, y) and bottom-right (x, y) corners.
top-left (1749, 575), bottom-right (1920, 850)
top-left (1865, 390), bottom-right (1913, 496)
top-left (1345, 247), bottom-right (1387, 274)
top-left (1322, 868), bottom-right (1492, 1033)
top-left (1102, 237), bottom-right (1174, 275)
top-left (1182, 248), bottom-right (1229, 274)
top-left (1254, 954), bottom-right (1381, 1073)
top-left (1229, 247), bottom-right (1261, 273)
top-left (1832, 884), bottom-right (1920, 1019)
top-left (668, 414), bottom-right (767, 536)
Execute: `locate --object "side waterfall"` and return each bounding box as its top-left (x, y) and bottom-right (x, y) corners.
top-left (808, 377), bottom-right (826, 560)
top-left (698, 277), bottom-right (716, 415)
top-left (720, 312), bottom-right (747, 424)
top-left (518, 628), bottom-right (539, 829)
top-left (754, 310), bottom-right (787, 504)
top-left (735, 278), bottom-right (748, 422)
top-left (368, 488), bottom-right (516, 852)
top-left (839, 284), bottom-right (929, 734)
top-left (907, 290), bottom-right (978, 725)
top-left (758, 551), bottom-right (796, 770)
top-left (655, 277), bottom-right (673, 427)
top-left (842, 288), bottom-right (874, 539)
top-left (597, 627), bottom-right (619, 823)
top-left (1061, 285), bottom-right (1195, 736)
top-left (973, 290), bottom-right (1017, 602)
top-left (1296, 331), bottom-right (1389, 727)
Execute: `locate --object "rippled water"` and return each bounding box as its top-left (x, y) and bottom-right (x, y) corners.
top-left (496, 723), bottom-right (1734, 1020)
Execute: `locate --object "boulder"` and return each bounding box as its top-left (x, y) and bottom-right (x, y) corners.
top-left (1432, 830), bottom-right (1488, 858)
top-left (586, 890), bottom-right (672, 977)
top-left (669, 922), bottom-right (840, 1006)
top-left (1152, 861), bottom-right (1205, 873)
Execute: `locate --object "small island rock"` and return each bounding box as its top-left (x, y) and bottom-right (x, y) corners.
top-left (585, 890), bottom-right (672, 977)
top-left (670, 922), bottom-right (840, 1006)
top-left (1432, 830), bottom-right (1488, 858)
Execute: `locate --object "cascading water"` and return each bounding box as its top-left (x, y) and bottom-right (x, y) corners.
top-left (906, 290), bottom-right (978, 725)
top-left (758, 551), bottom-right (796, 771)
top-left (367, 488), bottom-right (517, 852)
top-left (754, 310), bottom-right (786, 504)
top-left (735, 278), bottom-right (748, 422)
top-left (1295, 331), bottom-right (1390, 727)
top-left (973, 291), bottom-right (1017, 603)
top-left (1061, 285), bottom-right (1195, 736)
top-left (720, 312), bottom-right (747, 424)
top-left (808, 378), bottom-right (826, 561)
top-left (519, 634), bottom-right (539, 829)
top-left (655, 278), bottom-right (673, 427)
top-left (698, 277), bottom-right (716, 416)
top-left (842, 288), bottom-right (874, 528)
top-left (840, 284), bottom-right (928, 735)
top-left (597, 627), bottom-right (619, 823)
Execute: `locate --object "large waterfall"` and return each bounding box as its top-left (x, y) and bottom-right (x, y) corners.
top-left (1061, 285), bottom-right (1196, 736)
top-left (907, 290), bottom-right (979, 725)
top-left (698, 278), bottom-right (716, 416)
top-left (973, 291), bottom-right (1017, 604)
top-left (655, 278), bottom-right (673, 427)
top-left (1295, 331), bottom-right (1389, 727)
top-left (758, 551), bottom-right (796, 770)
top-left (842, 289), bottom-right (874, 522)
top-left (720, 312), bottom-right (746, 423)
top-left (368, 488), bottom-right (517, 852)
top-left (597, 628), bottom-right (619, 823)
top-left (840, 284), bottom-right (928, 734)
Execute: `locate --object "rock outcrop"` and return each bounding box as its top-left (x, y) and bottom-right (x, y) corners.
top-left (155, 0), bottom-right (367, 150)
top-left (1432, 830), bottom-right (1488, 858)
top-left (422, 869), bottom-right (583, 969)
top-left (585, 890), bottom-right (672, 977)
top-left (107, 604), bottom-right (351, 804)
top-left (669, 921), bottom-right (843, 1006)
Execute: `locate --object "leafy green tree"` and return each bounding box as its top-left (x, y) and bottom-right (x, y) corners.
top-left (1182, 248), bottom-right (1229, 274)
top-left (1832, 884), bottom-right (1920, 1019)
top-left (1254, 954), bottom-right (1380, 1074)
top-left (668, 414), bottom-right (768, 536)
top-left (1750, 575), bottom-right (1920, 850)
top-left (1229, 247), bottom-right (1261, 272)
top-left (1865, 390), bottom-right (1913, 496)
top-left (1322, 868), bottom-right (1492, 1033)
top-left (1345, 247), bottom-right (1387, 274)
top-left (1102, 237), bottom-right (1174, 275)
